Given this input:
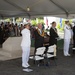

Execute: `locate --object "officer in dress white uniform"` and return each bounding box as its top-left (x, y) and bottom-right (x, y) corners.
top-left (64, 21), bottom-right (72, 56)
top-left (21, 23), bottom-right (31, 69)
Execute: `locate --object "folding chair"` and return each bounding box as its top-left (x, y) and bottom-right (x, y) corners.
top-left (45, 44), bottom-right (57, 66)
top-left (29, 47), bottom-right (46, 66)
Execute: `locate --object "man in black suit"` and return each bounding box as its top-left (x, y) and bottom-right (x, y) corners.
top-left (0, 25), bottom-right (4, 47)
top-left (73, 24), bottom-right (75, 48)
top-left (34, 23), bottom-right (44, 53)
top-left (49, 21), bottom-right (59, 46)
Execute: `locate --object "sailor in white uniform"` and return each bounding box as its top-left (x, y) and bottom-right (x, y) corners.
top-left (21, 23), bottom-right (31, 69)
top-left (64, 21), bottom-right (72, 56)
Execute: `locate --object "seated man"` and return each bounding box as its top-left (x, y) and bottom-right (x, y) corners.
top-left (34, 23), bottom-right (44, 54)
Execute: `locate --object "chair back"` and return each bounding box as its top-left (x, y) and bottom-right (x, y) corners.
top-left (47, 44), bottom-right (56, 53)
top-left (36, 47), bottom-right (46, 55)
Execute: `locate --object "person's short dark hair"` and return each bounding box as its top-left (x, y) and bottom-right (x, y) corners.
top-left (24, 23), bottom-right (30, 28)
top-left (65, 20), bottom-right (69, 24)
top-left (51, 21), bottom-right (56, 25)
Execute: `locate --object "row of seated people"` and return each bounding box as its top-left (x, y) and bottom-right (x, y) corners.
top-left (34, 22), bottom-right (59, 55)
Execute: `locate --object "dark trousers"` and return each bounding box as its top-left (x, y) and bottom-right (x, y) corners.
top-left (73, 36), bottom-right (75, 47)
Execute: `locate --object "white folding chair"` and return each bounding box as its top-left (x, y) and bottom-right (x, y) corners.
top-left (29, 47), bottom-right (46, 66)
top-left (45, 44), bottom-right (57, 66)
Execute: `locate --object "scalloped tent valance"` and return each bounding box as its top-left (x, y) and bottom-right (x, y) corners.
top-left (0, 0), bottom-right (75, 19)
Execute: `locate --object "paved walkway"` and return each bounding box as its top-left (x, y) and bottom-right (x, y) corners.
top-left (0, 46), bottom-right (75, 75)
top-left (0, 48), bottom-right (14, 61)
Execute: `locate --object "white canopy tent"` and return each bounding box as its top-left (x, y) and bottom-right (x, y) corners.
top-left (0, 0), bottom-right (75, 19)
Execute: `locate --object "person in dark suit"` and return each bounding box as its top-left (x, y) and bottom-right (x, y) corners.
top-left (73, 24), bottom-right (75, 48)
top-left (34, 23), bottom-right (44, 53)
top-left (0, 25), bottom-right (4, 47)
top-left (49, 21), bottom-right (59, 46)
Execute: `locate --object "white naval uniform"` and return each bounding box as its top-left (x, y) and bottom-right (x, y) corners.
top-left (64, 24), bottom-right (72, 56)
top-left (21, 28), bottom-right (31, 68)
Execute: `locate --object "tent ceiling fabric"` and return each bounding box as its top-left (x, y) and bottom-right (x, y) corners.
top-left (0, 0), bottom-right (75, 18)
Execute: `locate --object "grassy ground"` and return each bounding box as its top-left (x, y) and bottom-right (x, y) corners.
top-left (57, 39), bottom-right (64, 49)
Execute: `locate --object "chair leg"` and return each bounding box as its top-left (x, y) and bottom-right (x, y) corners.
top-left (73, 50), bottom-right (75, 54)
top-left (45, 58), bottom-right (50, 67)
top-left (47, 57), bottom-right (57, 66)
top-left (33, 60), bottom-right (39, 66)
top-left (50, 57), bottom-right (57, 66)
top-left (33, 60), bottom-right (36, 64)
top-left (34, 61), bottom-right (40, 67)
top-left (53, 57), bottom-right (57, 66)
top-left (43, 58), bottom-right (47, 66)
top-left (37, 61), bottom-right (40, 67)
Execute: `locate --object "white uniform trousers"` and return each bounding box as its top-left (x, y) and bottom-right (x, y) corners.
top-left (64, 39), bottom-right (70, 55)
top-left (21, 46), bottom-right (30, 68)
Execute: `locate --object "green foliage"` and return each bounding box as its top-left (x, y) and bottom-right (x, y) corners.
top-left (56, 19), bottom-right (65, 32)
top-left (16, 17), bottom-right (23, 22)
top-left (69, 19), bottom-right (72, 22)
top-left (56, 23), bottom-right (61, 29)
top-left (38, 18), bottom-right (44, 23)
top-left (4, 18), bottom-right (11, 22)
top-left (31, 20), bottom-right (37, 26)
top-left (31, 18), bottom-right (44, 26)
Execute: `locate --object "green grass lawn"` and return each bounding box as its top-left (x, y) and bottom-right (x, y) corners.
top-left (57, 39), bottom-right (64, 49)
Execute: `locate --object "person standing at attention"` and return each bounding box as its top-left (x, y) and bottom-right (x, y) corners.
top-left (21, 23), bottom-right (33, 72)
top-left (64, 21), bottom-right (72, 56)
top-left (49, 21), bottom-right (59, 46)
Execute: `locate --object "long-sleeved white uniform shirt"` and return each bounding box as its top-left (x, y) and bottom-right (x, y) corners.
top-left (21, 28), bottom-right (31, 47)
top-left (64, 24), bottom-right (72, 39)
